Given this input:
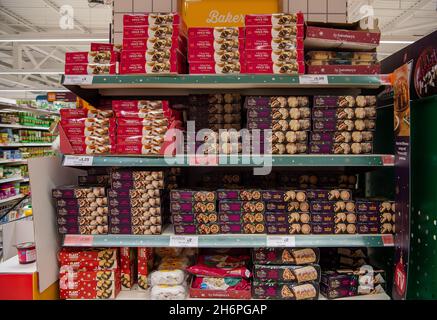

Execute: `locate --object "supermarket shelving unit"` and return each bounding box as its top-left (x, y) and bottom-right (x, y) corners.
top-left (57, 74), bottom-right (396, 300)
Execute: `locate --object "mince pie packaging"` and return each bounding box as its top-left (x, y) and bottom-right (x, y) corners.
top-left (120, 247), bottom-right (137, 290)
top-left (310, 131), bottom-right (374, 143)
top-left (309, 142), bottom-right (373, 154)
top-left (252, 280), bottom-right (319, 300)
top-left (265, 212), bottom-right (311, 224)
top-left (313, 95), bottom-right (377, 108)
top-left (266, 223), bottom-right (311, 235)
top-left (252, 248), bottom-right (320, 265)
top-left (311, 222), bottom-right (335, 234)
top-left (253, 265), bottom-right (321, 283)
top-left (137, 248), bottom-right (154, 291)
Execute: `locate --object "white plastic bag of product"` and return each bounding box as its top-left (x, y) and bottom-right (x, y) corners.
top-left (150, 269), bottom-right (186, 286)
top-left (150, 284), bottom-right (187, 300)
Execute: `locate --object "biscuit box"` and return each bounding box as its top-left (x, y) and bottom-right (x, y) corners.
top-left (357, 213), bottom-right (380, 223)
top-left (122, 36), bottom-right (186, 52)
top-left (355, 200), bottom-right (395, 213)
top-left (266, 223), bottom-right (311, 235)
top-left (195, 212), bottom-right (219, 224)
top-left (310, 131), bottom-right (374, 143)
top-left (196, 222), bottom-right (220, 234)
top-left (219, 201), bottom-right (265, 213)
top-left (173, 224), bottom-right (197, 235)
top-left (252, 280), bottom-right (319, 300)
top-left (111, 179), bottom-right (163, 190)
top-left (59, 269), bottom-right (118, 282)
top-left (122, 25), bottom-right (183, 39)
top-left (120, 247), bottom-right (136, 290)
top-left (109, 206), bottom-right (161, 218)
top-left (245, 25), bottom-right (304, 39)
top-left (252, 248), bottom-right (320, 265)
top-left (312, 107), bottom-right (377, 120)
top-left (58, 248), bottom-right (117, 263)
top-left (321, 270), bottom-right (359, 289)
top-left (247, 108), bottom-right (272, 118)
top-left (218, 213), bottom-right (242, 223)
top-left (119, 52), bottom-right (185, 74)
top-left (188, 48), bottom-right (244, 63)
top-left (170, 201), bottom-right (216, 213)
top-left (245, 61), bottom-right (305, 75)
top-left (170, 190), bottom-right (217, 202)
top-left (188, 27), bottom-right (245, 40)
top-left (112, 100), bottom-right (169, 113)
top-left (311, 222), bottom-right (335, 234)
top-left (64, 63), bottom-right (116, 75)
top-left (57, 216), bottom-right (108, 226)
top-left (310, 213), bottom-right (334, 223)
top-left (253, 265), bottom-right (321, 283)
top-left (107, 188), bottom-right (161, 198)
top-left (188, 38), bottom-right (243, 52)
top-left (217, 189), bottom-right (240, 201)
top-left (241, 212), bottom-right (265, 223)
top-left (265, 212), bottom-right (311, 224)
top-left (261, 190), bottom-right (307, 202)
top-left (242, 222), bottom-right (266, 234)
top-left (52, 186), bottom-right (106, 199)
top-left (357, 223), bottom-right (380, 234)
top-left (172, 213), bottom-right (196, 224)
top-left (123, 13), bottom-right (181, 26)
top-left (313, 95), bottom-right (377, 108)
top-left (108, 196), bottom-right (161, 208)
top-left (306, 189), bottom-right (352, 201)
top-left (60, 108), bottom-right (113, 119)
top-left (60, 277), bottom-right (121, 299)
top-left (55, 197), bottom-right (108, 208)
top-left (56, 206), bottom-right (108, 217)
top-left (244, 96), bottom-right (271, 108)
top-left (320, 283), bottom-right (358, 299)
top-left (65, 51), bottom-right (116, 64)
top-left (310, 201), bottom-right (355, 213)
top-left (334, 222), bottom-right (357, 234)
top-left (245, 13), bottom-right (305, 26)
top-left (312, 119), bottom-right (376, 132)
top-left (58, 225), bottom-right (109, 235)
top-left (219, 223), bottom-right (243, 234)
top-left (189, 61), bottom-right (244, 74)
top-left (137, 247), bottom-right (154, 291)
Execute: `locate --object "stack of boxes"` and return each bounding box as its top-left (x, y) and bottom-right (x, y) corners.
top-left (170, 190), bottom-right (218, 235)
top-left (188, 94), bottom-right (242, 155)
top-left (59, 248), bottom-right (120, 299)
top-left (218, 190), bottom-right (266, 234)
top-left (264, 190), bottom-right (310, 235)
top-left (310, 95), bottom-right (377, 154)
top-left (64, 43), bottom-right (117, 75)
top-left (188, 27), bottom-right (245, 74)
top-left (245, 96), bottom-right (310, 155)
top-left (53, 186), bottom-right (109, 235)
top-left (111, 100), bottom-right (181, 155)
top-left (356, 200), bottom-right (395, 235)
top-left (120, 13), bottom-right (186, 74)
top-left (60, 109), bottom-right (113, 155)
top-left (244, 13), bottom-right (305, 74)
top-left (306, 51), bottom-right (379, 75)
top-left (308, 189), bottom-right (356, 235)
top-left (251, 247), bottom-right (320, 300)
top-left (108, 169), bottom-right (164, 235)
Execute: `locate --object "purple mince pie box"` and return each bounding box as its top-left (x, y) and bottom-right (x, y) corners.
top-left (357, 212), bottom-right (379, 223)
top-left (357, 223), bottom-right (380, 234)
top-left (247, 122), bottom-right (271, 130)
top-left (109, 224), bottom-right (132, 234)
top-left (247, 109), bottom-right (272, 118)
top-left (58, 225), bottom-right (79, 234)
top-left (313, 96), bottom-right (352, 108)
top-left (245, 96), bottom-right (271, 108)
top-left (107, 189), bottom-right (131, 198)
top-left (219, 201), bottom-right (243, 212)
top-left (109, 206), bottom-right (132, 216)
top-left (265, 202), bottom-right (287, 212)
top-left (265, 213), bottom-right (288, 224)
top-left (309, 142), bottom-right (334, 154)
top-left (217, 190), bottom-right (240, 200)
top-left (311, 222), bottom-right (334, 234)
top-left (321, 271), bottom-right (358, 289)
top-left (173, 224), bottom-right (197, 235)
top-left (312, 107), bottom-right (339, 119)
top-left (219, 213), bottom-right (242, 223)
top-left (109, 216), bottom-right (132, 225)
top-left (313, 119), bottom-right (337, 132)
top-left (311, 213), bottom-right (334, 223)
top-left (172, 213), bottom-right (195, 224)
top-left (220, 223), bottom-right (242, 234)
top-left (310, 132), bottom-right (339, 143)
top-left (320, 283), bottom-right (358, 299)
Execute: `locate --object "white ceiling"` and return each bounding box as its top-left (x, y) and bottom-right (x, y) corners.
top-left (0, 0), bottom-right (436, 98)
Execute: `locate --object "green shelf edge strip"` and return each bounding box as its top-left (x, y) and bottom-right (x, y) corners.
top-left (62, 74), bottom-right (386, 86)
top-left (66, 155), bottom-right (394, 167)
top-left (63, 234), bottom-right (392, 248)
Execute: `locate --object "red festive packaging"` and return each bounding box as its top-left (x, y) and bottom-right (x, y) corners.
top-left (123, 13), bottom-right (181, 26)
top-left (188, 47), bottom-right (245, 63)
top-left (67, 135), bottom-right (110, 146)
top-left (65, 52), bottom-right (116, 64)
top-left (307, 64), bottom-right (381, 75)
top-left (64, 63), bottom-right (116, 75)
top-left (112, 100), bottom-right (169, 113)
top-left (113, 144), bottom-right (162, 155)
top-left (245, 49), bottom-right (304, 63)
top-left (186, 255), bottom-right (252, 278)
top-left (119, 51), bottom-right (185, 74)
top-left (69, 144), bottom-right (111, 155)
top-left (60, 109), bottom-right (113, 119)
top-left (189, 61), bottom-right (245, 74)
top-left (120, 47), bottom-right (180, 63)
top-left (59, 268), bottom-right (118, 282)
top-left (245, 13), bottom-right (304, 26)
top-left (59, 274), bottom-right (121, 299)
top-left (245, 37), bottom-right (304, 50)
top-left (58, 248), bottom-right (117, 263)
top-left (190, 276), bottom-right (251, 299)
top-left (188, 27), bottom-right (245, 40)
top-left (137, 248), bottom-right (154, 291)
top-left (120, 247), bottom-right (137, 290)
top-left (123, 25), bottom-right (183, 39)
top-left (246, 61), bottom-right (305, 74)
top-left (123, 36), bottom-right (187, 51)
top-left (245, 25), bottom-right (304, 39)
top-left (188, 38), bottom-right (243, 52)
top-left (90, 43), bottom-right (114, 51)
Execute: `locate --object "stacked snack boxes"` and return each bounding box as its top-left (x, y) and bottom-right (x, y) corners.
top-left (356, 200), bottom-right (395, 235)
top-left (170, 190), bottom-right (218, 235)
top-left (244, 13), bottom-right (305, 74)
top-left (188, 94), bottom-right (242, 154)
top-left (59, 248), bottom-right (120, 299)
top-left (310, 95), bottom-right (377, 154)
top-left (264, 190), bottom-right (310, 235)
top-left (53, 186), bottom-right (108, 235)
top-left (218, 190), bottom-right (265, 234)
top-left (108, 169), bottom-right (164, 235)
top-left (60, 108), bottom-right (113, 155)
top-left (188, 27), bottom-right (245, 74)
top-left (308, 189), bottom-right (356, 235)
top-left (78, 168), bottom-right (111, 187)
top-left (245, 96), bottom-right (310, 154)
top-left (252, 248), bottom-right (320, 300)
top-left (121, 13), bottom-right (186, 74)
top-left (65, 43), bottom-right (117, 75)
top-left (111, 100), bottom-right (182, 155)
top-left (120, 247), bottom-right (137, 290)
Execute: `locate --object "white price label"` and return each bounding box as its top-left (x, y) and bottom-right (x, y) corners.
top-left (266, 236), bottom-right (296, 247)
top-left (64, 155), bottom-right (94, 166)
top-left (299, 75), bottom-right (329, 85)
top-left (63, 75), bottom-right (93, 85)
top-left (169, 235), bottom-right (198, 247)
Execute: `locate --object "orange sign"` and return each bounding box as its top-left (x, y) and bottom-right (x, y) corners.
top-left (180, 0), bottom-right (281, 27)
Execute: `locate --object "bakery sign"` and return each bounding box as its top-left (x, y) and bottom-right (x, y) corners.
top-left (180, 0), bottom-right (280, 27)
